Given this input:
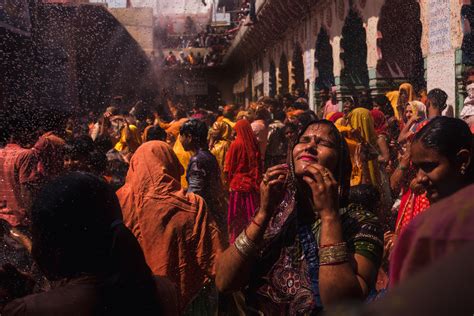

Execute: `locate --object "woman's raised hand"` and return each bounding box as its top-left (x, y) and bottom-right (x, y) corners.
top-left (302, 164), bottom-right (339, 218)
top-left (259, 164), bottom-right (289, 219)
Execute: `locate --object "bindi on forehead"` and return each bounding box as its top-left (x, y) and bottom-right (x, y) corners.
top-left (303, 124), bottom-right (335, 139)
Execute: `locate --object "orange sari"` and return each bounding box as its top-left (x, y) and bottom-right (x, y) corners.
top-left (116, 141), bottom-right (226, 310)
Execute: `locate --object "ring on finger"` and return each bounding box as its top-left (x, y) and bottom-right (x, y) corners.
top-left (263, 175), bottom-right (269, 185)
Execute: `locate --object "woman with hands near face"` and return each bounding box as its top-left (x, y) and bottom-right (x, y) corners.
top-left (216, 120), bottom-right (383, 315)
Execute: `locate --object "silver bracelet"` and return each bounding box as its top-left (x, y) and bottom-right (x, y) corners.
top-left (233, 230), bottom-right (258, 258)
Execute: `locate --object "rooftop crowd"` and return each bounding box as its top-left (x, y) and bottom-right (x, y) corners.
top-left (0, 68), bottom-right (474, 315)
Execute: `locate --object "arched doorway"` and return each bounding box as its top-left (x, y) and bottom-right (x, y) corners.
top-left (292, 43), bottom-right (305, 93)
top-left (377, 0), bottom-right (424, 89)
top-left (340, 9), bottom-right (369, 94)
top-left (269, 61), bottom-right (277, 97)
top-left (315, 28), bottom-right (335, 91)
top-left (278, 54), bottom-right (289, 95)
top-left (461, 1), bottom-right (474, 65)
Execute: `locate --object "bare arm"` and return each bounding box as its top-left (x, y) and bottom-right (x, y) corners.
top-left (304, 165), bottom-right (378, 306)
top-left (215, 213), bottom-right (267, 292)
top-left (215, 165), bottom-right (288, 292)
top-left (376, 136), bottom-right (390, 164)
top-left (397, 118), bottom-right (417, 144)
top-left (390, 143), bottom-right (411, 193)
top-left (318, 215), bottom-right (377, 305)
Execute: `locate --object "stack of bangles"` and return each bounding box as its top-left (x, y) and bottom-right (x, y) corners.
top-left (234, 230), bottom-right (259, 258)
top-left (318, 242), bottom-right (349, 266)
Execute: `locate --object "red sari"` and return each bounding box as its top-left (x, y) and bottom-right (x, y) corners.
top-left (395, 188), bottom-right (430, 235)
top-left (224, 120), bottom-right (261, 242)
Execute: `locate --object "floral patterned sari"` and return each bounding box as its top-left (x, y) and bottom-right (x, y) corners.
top-left (244, 189), bottom-right (383, 315)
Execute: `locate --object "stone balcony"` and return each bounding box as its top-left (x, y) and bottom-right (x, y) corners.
top-left (223, 0), bottom-right (317, 66)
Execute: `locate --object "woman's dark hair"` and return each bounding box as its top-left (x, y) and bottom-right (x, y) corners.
top-left (349, 184), bottom-right (381, 213)
top-left (290, 120), bottom-right (352, 207)
top-left (273, 110), bottom-right (287, 122)
top-left (30, 172), bottom-right (160, 314)
top-left (296, 110), bottom-right (319, 130)
top-left (343, 95), bottom-right (358, 107)
top-left (414, 117), bottom-right (474, 180)
top-left (255, 107), bottom-right (272, 122)
top-left (180, 119), bottom-right (208, 147)
top-left (374, 95), bottom-right (395, 117)
top-left (145, 126), bottom-right (167, 142)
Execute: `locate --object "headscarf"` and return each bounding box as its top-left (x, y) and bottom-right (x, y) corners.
top-left (348, 108), bottom-right (377, 146)
top-left (236, 110), bottom-right (251, 121)
top-left (407, 101), bottom-right (427, 121)
top-left (158, 118), bottom-right (188, 139)
top-left (117, 141), bottom-right (225, 310)
top-left (249, 102), bottom-right (258, 111)
top-left (386, 83), bottom-right (416, 120)
top-left (222, 117), bottom-right (236, 128)
top-left (224, 120), bottom-right (261, 192)
top-left (326, 111), bottom-right (344, 123)
top-left (370, 109), bottom-right (388, 136)
top-left (209, 120), bottom-right (232, 141)
top-left (286, 109), bottom-right (305, 119)
top-left (348, 108), bottom-right (380, 186)
top-left (209, 121), bottom-right (233, 185)
top-left (390, 184), bottom-right (474, 286)
top-left (399, 83), bottom-right (416, 102)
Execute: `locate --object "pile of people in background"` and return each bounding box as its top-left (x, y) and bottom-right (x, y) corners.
top-left (162, 24), bottom-right (232, 68)
top-left (1, 68), bottom-right (474, 315)
top-left (164, 48), bottom-right (224, 68)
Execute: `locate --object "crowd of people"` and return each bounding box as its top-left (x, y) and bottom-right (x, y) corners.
top-left (1, 68), bottom-right (474, 315)
top-left (161, 23), bottom-right (233, 68)
top-left (164, 48), bottom-right (224, 68)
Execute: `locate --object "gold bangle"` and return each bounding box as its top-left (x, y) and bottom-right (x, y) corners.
top-left (233, 230), bottom-right (258, 258)
top-left (319, 242), bottom-right (348, 266)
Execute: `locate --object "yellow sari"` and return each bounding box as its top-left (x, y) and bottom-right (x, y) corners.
top-left (386, 82), bottom-right (416, 120)
top-left (347, 108), bottom-right (381, 187)
top-left (114, 124), bottom-right (142, 153)
top-left (334, 122), bottom-right (362, 186)
top-left (173, 137), bottom-right (192, 189)
top-left (209, 120), bottom-right (233, 186)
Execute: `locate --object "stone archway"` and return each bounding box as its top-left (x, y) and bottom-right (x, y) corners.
top-left (461, 1), bottom-right (474, 65)
top-left (315, 27), bottom-right (335, 91)
top-left (269, 61), bottom-right (277, 97)
top-left (292, 43), bottom-right (305, 93)
top-left (278, 53), bottom-right (289, 95)
top-left (377, 0), bottom-right (424, 89)
top-left (340, 9), bottom-right (369, 94)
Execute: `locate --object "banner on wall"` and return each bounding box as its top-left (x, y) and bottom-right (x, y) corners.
top-left (0, 0), bottom-right (31, 36)
top-left (428, 0), bottom-right (451, 54)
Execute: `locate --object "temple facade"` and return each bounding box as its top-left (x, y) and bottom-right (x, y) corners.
top-left (224, 0), bottom-right (473, 115)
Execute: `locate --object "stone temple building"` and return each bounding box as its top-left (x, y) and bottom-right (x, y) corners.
top-left (223, 0), bottom-right (473, 115)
